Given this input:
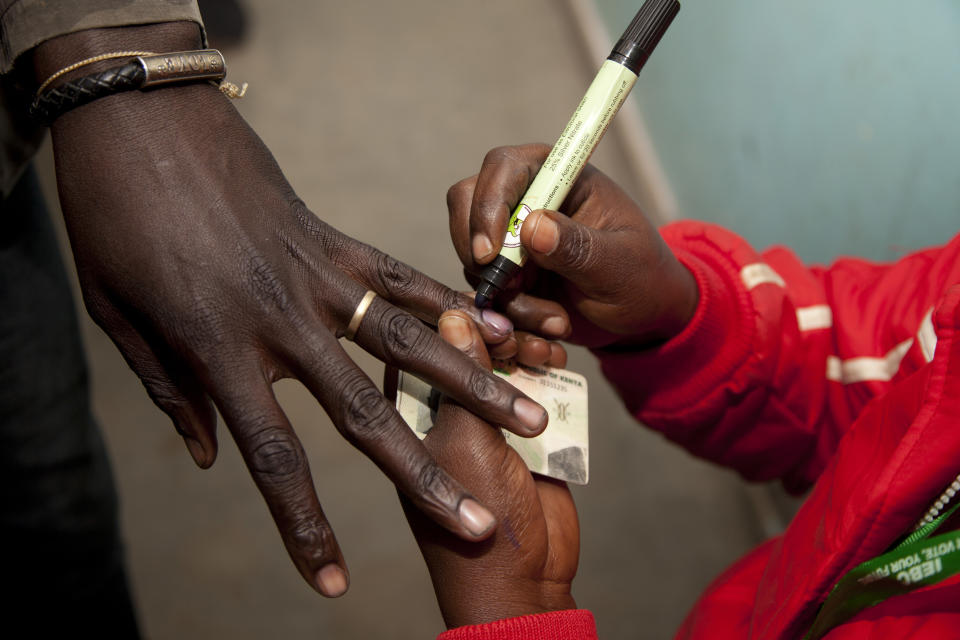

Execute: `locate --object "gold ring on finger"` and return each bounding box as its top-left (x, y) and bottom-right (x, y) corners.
top-left (344, 290), bottom-right (377, 341)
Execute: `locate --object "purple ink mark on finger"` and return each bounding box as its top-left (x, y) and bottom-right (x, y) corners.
top-left (502, 519), bottom-right (521, 550)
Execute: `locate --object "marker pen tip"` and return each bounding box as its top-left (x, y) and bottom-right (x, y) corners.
top-left (474, 293), bottom-right (490, 308)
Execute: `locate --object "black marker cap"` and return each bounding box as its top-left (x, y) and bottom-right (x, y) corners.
top-left (608, 0), bottom-right (680, 75)
top-left (474, 255), bottom-right (520, 308)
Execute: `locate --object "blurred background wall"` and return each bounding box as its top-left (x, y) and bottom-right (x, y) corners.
top-left (33, 0), bottom-right (958, 638)
top-left (596, 0), bottom-right (960, 263)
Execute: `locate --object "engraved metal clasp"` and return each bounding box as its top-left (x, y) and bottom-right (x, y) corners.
top-left (138, 49), bottom-right (227, 87)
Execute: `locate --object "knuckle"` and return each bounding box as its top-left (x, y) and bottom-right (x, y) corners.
top-left (414, 461), bottom-right (454, 505)
top-left (142, 375), bottom-right (185, 410)
top-left (241, 251), bottom-right (291, 315)
top-left (484, 144), bottom-right (549, 167)
top-left (325, 234), bottom-right (377, 279)
top-left (437, 288), bottom-right (466, 314)
top-left (187, 295), bottom-right (226, 339)
top-left (530, 142), bottom-right (552, 157)
top-left (287, 516), bottom-right (335, 556)
top-left (482, 146), bottom-right (526, 181)
top-left (446, 179), bottom-right (474, 213)
top-left (279, 203), bottom-right (342, 271)
top-left (524, 144), bottom-right (552, 183)
top-left (560, 224), bottom-right (598, 272)
top-left (483, 145), bottom-right (513, 166)
top-left (319, 228), bottom-right (352, 268)
top-left (467, 368), bottom-right (501, 407)
top-left (162, 289), bottom-right (230, 360)
top-left (245, 425), bottom-right (306, 484)
top-left (374, 252), bottom-right (417, 298)
top-left (381, 309), bottom-right (433, 362)
top-left (277, 227), bottom-right (309, 264)
top-left (340, 379), bottom-right (393, 442)
top-left (288, 197), bottom-right (331, 239)
top-left (142, 382), bottom-right (195, 435)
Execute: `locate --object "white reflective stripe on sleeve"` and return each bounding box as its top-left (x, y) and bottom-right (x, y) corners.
top-left (917, 307), bottom-right (937, 363)
top-left (797, 305), bottom-right (833, 331)
top-left (740, 263), bottom-right (786, 290)
top-left (826, 356), bottom-right (842, 382)
top-left (826, 338), bottom-right (915, 384)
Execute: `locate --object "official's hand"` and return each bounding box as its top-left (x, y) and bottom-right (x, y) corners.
top-left (395, 310), bottom-right (578, 628)
top-left (448, 144), bottom-right (698, 349)
top-left (36, 23), bottom-right (551, 597)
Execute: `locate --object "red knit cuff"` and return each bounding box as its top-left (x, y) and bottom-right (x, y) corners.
top-left (437, 610), bottom-right (597, 640)
top-left (593, 223), bottom-right (755, 420)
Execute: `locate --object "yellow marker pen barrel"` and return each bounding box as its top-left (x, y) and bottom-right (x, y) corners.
top-left (475, 0), bottom-right (680, 308)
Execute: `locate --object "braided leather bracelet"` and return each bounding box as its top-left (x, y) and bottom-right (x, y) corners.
top-left (30, 49), bottom-right (245, 125)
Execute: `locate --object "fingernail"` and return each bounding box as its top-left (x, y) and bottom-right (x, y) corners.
top-left (480, 309), bottom-right (513, 336)
top-left (529, 213), bottom-right (559, 255)
top-left (472, 234), bottom-right (494, 262)
top-left (541, 316), bottom-right (567, 337)
top-left (182, 436), bottom-right (210, 468)
top-left (438, 315), bottom-right (473, 350)
top-left (459, 498), bottom-right (496, 537)
top-left (316, 564), bottom-right (349, 598)
top-left (514, 397), bottom-right (548, 432)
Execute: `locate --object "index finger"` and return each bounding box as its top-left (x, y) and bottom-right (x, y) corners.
top-left (351, 293), bottom-right (549, 437)
top-left (455, 144), bottom-right (552, 266)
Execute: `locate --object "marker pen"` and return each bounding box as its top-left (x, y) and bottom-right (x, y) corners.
top-left (474, 0), bottom-right (680, 308)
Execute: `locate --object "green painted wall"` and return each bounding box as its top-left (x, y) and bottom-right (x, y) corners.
top-left (596, 1), bottom-right (960, 263)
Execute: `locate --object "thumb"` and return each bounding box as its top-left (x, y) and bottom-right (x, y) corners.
top-left (519, 209), bottom-right (611, 294)
top-left (437, 310), bottom-right (493, 371)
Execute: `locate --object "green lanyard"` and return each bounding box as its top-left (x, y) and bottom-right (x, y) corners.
top-left (805, 502), bottom-right (960, 640)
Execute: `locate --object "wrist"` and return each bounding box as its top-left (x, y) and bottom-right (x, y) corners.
top-left (32, 21), bottom-right (203, 91)
top-left (440, 580), bottom-right (576, 629)
top-left (439, 610), bottom-right (597, 640)
top-left (646, 250), bottom-right (700, 343)
top-left (601, 250), bottom-right (700, 351)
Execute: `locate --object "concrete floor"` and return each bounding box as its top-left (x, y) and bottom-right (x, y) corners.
top-left (36, 1), bottom-right (767, 637)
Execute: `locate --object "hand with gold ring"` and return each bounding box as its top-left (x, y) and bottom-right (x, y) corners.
top-left (38, 21), bottom-right (572, 600)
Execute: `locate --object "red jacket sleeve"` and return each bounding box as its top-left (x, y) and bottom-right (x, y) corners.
top-left (595, 221), bottom-right (960, 492)
top-left (437, 610), bottom-right (597, 640)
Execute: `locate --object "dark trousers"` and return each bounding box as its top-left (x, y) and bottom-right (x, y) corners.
top-left (0, 165), bottom-right (139, 636)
